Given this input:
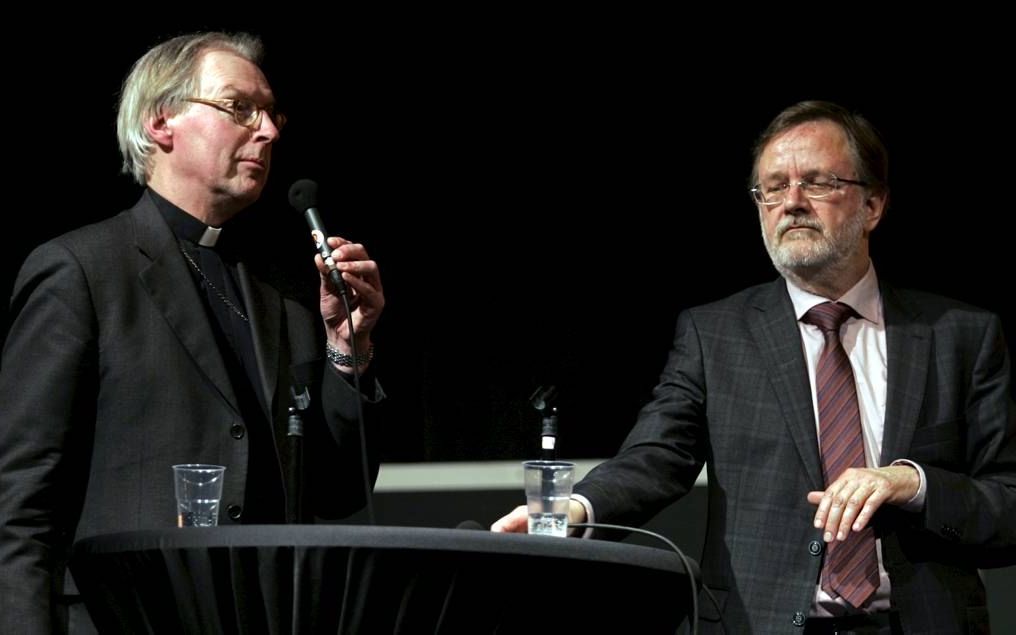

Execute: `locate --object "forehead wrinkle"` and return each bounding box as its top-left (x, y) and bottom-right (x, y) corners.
top-left (760, 121), bottom-right (856, 181)
top-left (761, 166), bottom-right (830, 184)
top-left (197, 52), bottom-right (275, 104)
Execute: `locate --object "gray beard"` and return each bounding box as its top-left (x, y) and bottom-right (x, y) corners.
top-left (761, 211), bottom-right (865, 278)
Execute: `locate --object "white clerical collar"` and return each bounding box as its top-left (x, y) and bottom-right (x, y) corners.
top-left (198, 226), bottom-right (222, 247)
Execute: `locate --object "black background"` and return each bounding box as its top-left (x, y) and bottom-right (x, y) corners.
top-left (3, 19), bottom-right (1012, 463)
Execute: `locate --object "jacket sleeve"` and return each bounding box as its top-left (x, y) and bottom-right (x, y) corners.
top-left (281, 296), bottom-right (384, 521)
top-left (574, 309), bottom-right (708, 527)
top-left (308, 364), bottom-right (384, 519)
top-left (918, 313), bottom-right (1016, 563)
top-left (0, 242), bottom-right (99, 634)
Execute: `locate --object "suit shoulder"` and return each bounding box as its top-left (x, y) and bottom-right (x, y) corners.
top-left (12, 206), bottom-right (141, 295)
top-left (49, 210), bottom-right (135, 255)
top-left (18, 210), bottom-right (124, 263)
top-left (889, 286), bottom-right (1001, 326)
top-left (685, 280), bottom-right (779, 319)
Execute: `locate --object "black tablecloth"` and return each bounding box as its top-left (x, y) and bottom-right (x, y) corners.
top-left (72, 525), bottom-right (698, 634)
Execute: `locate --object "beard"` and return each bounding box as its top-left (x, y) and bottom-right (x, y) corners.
top-left (760, 207), bottom-right (866, 277)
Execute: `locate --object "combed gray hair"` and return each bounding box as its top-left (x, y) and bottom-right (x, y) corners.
top-left (116, 32), bottom-right (263, 185)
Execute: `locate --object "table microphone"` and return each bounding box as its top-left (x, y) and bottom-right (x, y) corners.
top-left (529, 385), bottom-right (559, 460)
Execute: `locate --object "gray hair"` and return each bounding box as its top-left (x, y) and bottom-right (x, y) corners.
top-left (116, 32), bottom-right (264, 185)
top-left (749, 100), bottom-right (889, 199)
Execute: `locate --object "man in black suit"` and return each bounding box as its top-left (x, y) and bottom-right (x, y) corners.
top-left (494, 101), bottom-right (1016, 633)
top-left (0, 32), bottom-right (385, 633)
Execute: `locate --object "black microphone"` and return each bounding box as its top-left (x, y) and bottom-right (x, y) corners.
top-left (288, 179), bottom-right (347, 298)
top-left (455, 519), bottom-right (485, 531)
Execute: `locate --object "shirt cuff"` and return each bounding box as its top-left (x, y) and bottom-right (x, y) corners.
top-left (889, 458), bottom-right (927, 511)
top-left (328, 362), bottom-right (381, 400)
top-left (570, 493), bottom-right (595, 539)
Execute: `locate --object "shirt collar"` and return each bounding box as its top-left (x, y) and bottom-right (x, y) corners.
top-left (149, 188), bottom-right (229, 251)
top-left (785, 261), bottom-right (882, 326)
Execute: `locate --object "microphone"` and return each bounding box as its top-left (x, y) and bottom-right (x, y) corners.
top-left (529, 385), bottom-right (559, 460)
top-left (528, 385), bottom-right (558, 412)
top-left (288, 179), bottom-right (347, 298)
top-left (455, 519), bottom-right (485, 531)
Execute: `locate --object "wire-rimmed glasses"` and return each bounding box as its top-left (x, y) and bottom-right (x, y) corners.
top-left (750, 174), bottom-right (867, 207)
top-left (185, 97), bottom-right (287, 132)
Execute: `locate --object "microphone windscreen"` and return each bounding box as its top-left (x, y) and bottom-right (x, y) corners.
top-left (455, 520), bottom-right (485, 531)
top-left (288, 179), bottom-right (318, 212)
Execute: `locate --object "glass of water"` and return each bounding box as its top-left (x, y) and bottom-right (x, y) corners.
top-left (172, 464), bottom-right (226, 527)
top-left (523, 460), bottom-right (575, 537)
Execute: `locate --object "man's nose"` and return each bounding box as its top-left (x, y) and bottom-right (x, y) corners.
top-left (781, 181), bottom-right (811, 214)
top-left (254, 112), bottom-right (281, 142)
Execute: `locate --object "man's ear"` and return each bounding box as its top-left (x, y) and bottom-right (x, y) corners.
top-left (145, 110), bottom-right (174, 150)
top-left (863, 191), bottom-right (888, 233)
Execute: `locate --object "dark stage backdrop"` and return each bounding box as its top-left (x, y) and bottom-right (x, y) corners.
top-left (3, 22), bottom-right (1012, 464)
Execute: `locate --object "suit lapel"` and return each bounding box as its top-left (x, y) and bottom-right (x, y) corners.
top-left (880, 284), bottom-right (930, 465)
top-left (749, 280), bottom-right (825, 490)
top-left (131, 194), bottom-right (240, 414)
top-left (237, 263), bottom-right (281, 416)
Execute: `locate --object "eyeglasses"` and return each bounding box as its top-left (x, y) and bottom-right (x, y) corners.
top-left (184, 97), bottom-right (287, 132)
top-left (750, 173), bottom-right (867, 207)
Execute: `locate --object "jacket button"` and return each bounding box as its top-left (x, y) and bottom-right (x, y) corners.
top-left (230, 424), bottom-right (245, 439)
top-left (227, 504), bottom-right (243, 520)
top-left (792, 611), bottom-right (806, 627)
top-left (808, 540), bottom-right (824, 556)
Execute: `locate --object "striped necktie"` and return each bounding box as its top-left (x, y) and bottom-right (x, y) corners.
top-left (802, 301), bottom-right (879, 608)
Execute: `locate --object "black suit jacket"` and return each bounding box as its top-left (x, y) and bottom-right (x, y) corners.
top-left (575, 278), bottom-right (1016, 633)
top-left (0, 193), bottom-right (383, 633)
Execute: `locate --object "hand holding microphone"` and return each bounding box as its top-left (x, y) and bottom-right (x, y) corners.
top-left (288, 179), bottom-right (385, 352)
top-left (288, 179), bottom-right (382, 524)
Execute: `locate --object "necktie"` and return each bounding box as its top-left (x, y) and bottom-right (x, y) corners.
top-left (802, 301), bottom-right (879, 608)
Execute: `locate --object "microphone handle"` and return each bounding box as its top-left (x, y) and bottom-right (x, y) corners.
top-left (305, 208), bottom-right (348, 297)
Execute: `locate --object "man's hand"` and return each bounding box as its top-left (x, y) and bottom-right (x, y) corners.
top-left (317, 236), bottom-right (384, 367)
top-left (807, 464), bottom-right (920, 542)
top-left (491, 500), bottom-right (587, 533)
top-left (490, 505), bottom-right (529, 533)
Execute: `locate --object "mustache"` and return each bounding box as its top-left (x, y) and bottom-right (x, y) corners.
top-left (776, 217), bottom-right (823, 237)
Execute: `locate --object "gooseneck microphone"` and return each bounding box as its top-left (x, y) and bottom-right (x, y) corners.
top-left (529, 385), bottom-right (559, 460)
top-left (288, 179), bottom-right (347, 298)
top-left (288, 178), bottom-right (374, 524)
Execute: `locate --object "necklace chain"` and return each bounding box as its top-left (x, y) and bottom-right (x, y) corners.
top-left (179, 246), bottom-right (249, 322)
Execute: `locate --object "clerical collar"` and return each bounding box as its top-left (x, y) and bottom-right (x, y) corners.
top-left (149, 188), bottom-right (225, 249)
top-left (199, 226), bottom-right (222, 247)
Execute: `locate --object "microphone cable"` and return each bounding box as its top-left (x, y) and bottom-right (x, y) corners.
top-left (339, 294), bottom-right (375, 525)
top-left (570, 522), bottom-right (726, 635)
top-left (289, 178), bottom-right (375, 525)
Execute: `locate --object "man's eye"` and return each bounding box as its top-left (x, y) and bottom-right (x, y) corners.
top-left (232, 100), bottom-right (255, 117)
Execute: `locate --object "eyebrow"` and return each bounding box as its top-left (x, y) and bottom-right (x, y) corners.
top-left (759, 168), bottom-right (829, 182)
top-left (212, 83), bottom-right (276, 106)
